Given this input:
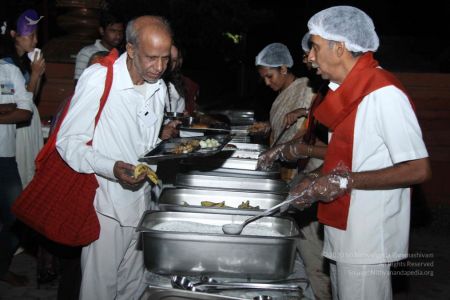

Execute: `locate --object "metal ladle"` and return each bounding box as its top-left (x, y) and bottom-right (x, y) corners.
top-left (170, 275), bottom-right (302, 292)
top-left (222, 192), bottom-right (304, 235)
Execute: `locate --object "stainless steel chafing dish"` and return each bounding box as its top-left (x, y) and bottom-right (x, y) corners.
top-left (175, 173), bottom-right (287, 193)
top-left (137, 210), bottom-right (300, 280)
top-left (158, 187), bottom-right (286, 214)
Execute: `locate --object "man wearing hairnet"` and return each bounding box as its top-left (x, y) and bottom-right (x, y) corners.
top-left (285, 6), bottom-right (431, 299)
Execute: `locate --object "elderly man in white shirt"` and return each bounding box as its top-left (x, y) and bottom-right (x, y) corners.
top-left (57, 16), bottom-right (173, 300)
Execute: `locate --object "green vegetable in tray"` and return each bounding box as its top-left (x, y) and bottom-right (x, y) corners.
top-left (238, 200), bottom-right (260, 210)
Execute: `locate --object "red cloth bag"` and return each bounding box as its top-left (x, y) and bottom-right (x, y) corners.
top-left (12, 49), bottom-right (118, 246)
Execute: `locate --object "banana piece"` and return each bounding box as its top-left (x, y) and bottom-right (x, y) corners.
top-left (134, 163), bottom-right (159, 185)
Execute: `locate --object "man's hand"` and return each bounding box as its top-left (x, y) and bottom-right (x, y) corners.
top-left (288, 167), bottom-right (353, 210)
top-left (160, 120), bottom-right (181, 140)
top-left (113, 161), bottom-right (147, 188)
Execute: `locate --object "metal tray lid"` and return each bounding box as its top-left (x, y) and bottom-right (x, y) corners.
top-left (139, 134), bottom-right (232, 163)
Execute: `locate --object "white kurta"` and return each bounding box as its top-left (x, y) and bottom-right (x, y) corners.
top-left (57, 53), bottom-right (166, 227)
top-left (323, 84), bottom-right (429, 265)
top-left (57, 53), bottom-right (166, 299)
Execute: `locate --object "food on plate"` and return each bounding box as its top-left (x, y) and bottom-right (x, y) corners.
top-left (199, 138), bottom-right (220, 148)
top-left (172, 140), bottom-right (201, 154)
top-left (134, 163), bottom-right (158, 184)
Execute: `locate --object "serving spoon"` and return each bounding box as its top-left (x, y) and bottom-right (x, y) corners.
top-left (222, 191), bottom-right (305, 235)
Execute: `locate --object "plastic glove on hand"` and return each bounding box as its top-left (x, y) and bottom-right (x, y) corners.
top-left (288, 167), bottom-right (354, 210)
top-left (257, 144), bottom-right (285, 170)
top-left (287, 175), bottom-right (315, 211)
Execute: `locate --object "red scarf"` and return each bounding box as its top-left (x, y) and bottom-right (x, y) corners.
top-left (314, 52), bottom-right (410, 230)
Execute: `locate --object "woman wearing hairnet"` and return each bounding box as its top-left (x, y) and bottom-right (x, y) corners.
top-left (285, 6), bottom-right (431, 300)
top-left (254, 43), bottom-right (314, 180)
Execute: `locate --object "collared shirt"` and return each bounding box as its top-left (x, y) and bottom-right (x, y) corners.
top-left (57, 53), bottom-right (166, 226)
top-left (0, 60), bottom-right (33, 157)
top-left (322, 83), bottom-right (428, 264)
top-left (74, 39), bottom-right (109, 80)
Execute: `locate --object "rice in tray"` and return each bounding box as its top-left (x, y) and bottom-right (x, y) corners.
top-left (152, 220), bottom-right (283, 237)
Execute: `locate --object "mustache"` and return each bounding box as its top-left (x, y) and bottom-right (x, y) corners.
top-left (310, 62), bottom-right (319, 69)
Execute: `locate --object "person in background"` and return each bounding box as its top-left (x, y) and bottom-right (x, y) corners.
top-left (287, 6), bottom-right (431, 299)
top-left (73, 10), bottom-right (124, 85)
top-left (172, 46), bottom-right (200, 116)
top-left (0, 9), bottom-right (45, 189)
top-left (57, 15), bottom-right (173, 299)
top-left (0, 53), bottom-right (33, 287)
top-left (163, 44), bottom-right (186, 114)
top-left (255, 42), bottom-right (315, 180)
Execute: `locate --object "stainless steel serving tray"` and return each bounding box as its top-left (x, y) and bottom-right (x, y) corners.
top-left (137, 210), bottom-right (300, 280)
top-left (158, 187), bottom-right (286, 215)
top-left (184, 169), bottom-right (280, 179)
top-left (175, 173), bottom-right (287, 193)
top-left (140, 285), bottom-right (245, 300)
top-left (139, 134), bottom-right (232, 163)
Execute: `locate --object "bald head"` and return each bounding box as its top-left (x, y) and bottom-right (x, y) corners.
top-left (126, 16), bottom-right (172, 47)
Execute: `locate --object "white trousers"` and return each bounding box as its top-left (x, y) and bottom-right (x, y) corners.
top-left (80, 213), bottom-right (145, 300)
top-left (330, 261), bottom-right (392, 300)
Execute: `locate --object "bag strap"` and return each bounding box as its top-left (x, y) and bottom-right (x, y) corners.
top-left (36, 49), bottom-right (119, 166)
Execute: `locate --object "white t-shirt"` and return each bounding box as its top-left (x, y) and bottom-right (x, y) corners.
top-left (74, 39), bottom-right (109, 80)
top-left (57, 53), bottom-right (166, 226)
top-left (0, 60), bottom-right (33, 156)
top-left (322, 84), bottom-right (428, 264)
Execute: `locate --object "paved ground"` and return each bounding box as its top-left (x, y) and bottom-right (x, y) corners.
top-left (1, 208), bottom-right (449, 300)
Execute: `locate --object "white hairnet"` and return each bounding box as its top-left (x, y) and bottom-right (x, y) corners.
top-left (307, 6), bottom-right (379, 53)
top-left (301, 32), bottom-right (311, 52)
top-left (255, 43), bottom-right (293, 68)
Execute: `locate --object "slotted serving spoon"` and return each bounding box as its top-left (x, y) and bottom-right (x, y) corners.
top-left (222, 191), bottom-right (305, 235)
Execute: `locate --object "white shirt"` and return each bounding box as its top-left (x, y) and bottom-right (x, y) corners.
top-left (164, 81), bottom-right (185, 113)
top-left (0, 60), bottom-right (33, 157)
top-left (74, 39), bottom-right (109, 80)
top-left (57, 53), bottom-right (166, 226)
top-left (322, 84), bottom-right (428, 264)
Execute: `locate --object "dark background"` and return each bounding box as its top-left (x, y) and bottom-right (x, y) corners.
top-left (3, 0), bottom-right (450, 119)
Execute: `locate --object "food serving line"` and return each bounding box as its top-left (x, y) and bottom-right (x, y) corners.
top-left (135, 113), bottom-right (314, 300)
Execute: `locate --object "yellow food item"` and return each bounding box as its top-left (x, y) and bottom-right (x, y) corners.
top-left (134, 163), bottom-right (158, 185)
top-left (201, 201), bottom-right (226, 207)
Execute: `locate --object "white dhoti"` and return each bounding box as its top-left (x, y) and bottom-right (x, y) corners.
top-left (80, 213), bottom-right (145, 300)
top-left (330, 261), bottom-right (392, 300)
